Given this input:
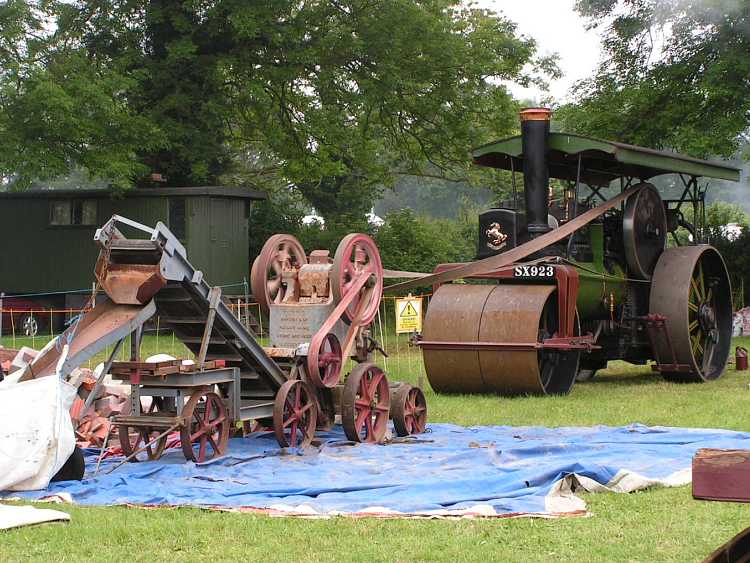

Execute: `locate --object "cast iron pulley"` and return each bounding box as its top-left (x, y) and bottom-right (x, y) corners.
top-left (391, 384), bottom-right (427, 437)
top-left (306, 332), bottom-right (343, 388)
top-left (649, 245), bottom-right (732, 382)
top-left (342, 362), bottom-right (390, 443)
top-left (250, 234), bottom-right (308, 313)
top-left (331, 233), bottom-right (383, 325)
top-left (180, 388), bottom-right (230, 462)
top-left (622, 183), bottom-right (667, 279)
top-left (273, 379), bottom-right (318, 448)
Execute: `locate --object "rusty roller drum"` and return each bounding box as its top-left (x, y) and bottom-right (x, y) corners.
top-left (650, 245), bottom-right (732, 382)
top-left (422, 284), bottom-right (580, 396)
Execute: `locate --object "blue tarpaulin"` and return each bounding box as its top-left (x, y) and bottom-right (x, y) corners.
top-left (10, 424), bottom-right (750, 518)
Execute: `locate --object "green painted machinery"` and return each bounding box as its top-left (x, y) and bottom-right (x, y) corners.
top-left (421, 108), bottom-right (740, 395)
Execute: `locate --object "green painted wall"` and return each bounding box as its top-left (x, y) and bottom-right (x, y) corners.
top-left (185, 197), bottom-right (249, 292)
top-left (0, 195), bottom-right (250, 295)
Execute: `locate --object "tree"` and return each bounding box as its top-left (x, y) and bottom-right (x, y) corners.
top-left (374, 207), bottom-right (475, 274)
top-left (560, 0), bottom-right (750, 158)
top-left (0, 0), bottom-right (554, 205)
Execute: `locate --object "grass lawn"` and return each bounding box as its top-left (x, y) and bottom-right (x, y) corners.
top-left (3, 333), bottom-right (750, 561)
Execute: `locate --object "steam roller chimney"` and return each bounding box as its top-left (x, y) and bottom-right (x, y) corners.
top-left (520, 108), bottom-right (552, 237)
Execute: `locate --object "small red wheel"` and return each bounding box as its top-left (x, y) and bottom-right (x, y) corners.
top-left (250, 234), bottom-right (307, 313)
top-left (273, 380), bottom-right (318, 448)
top-left (342, 363), bottom-right (390, 443)
top-left (392, 384), bottom-right (428, 436)
top-left (307, 332), bottom-right (343, 388)
top-left (118, 398), bottom-right (170, 462)
top-left (180, 389), bottom-right (230, 462)
top-left (331, 233), bottom-right (383, 325)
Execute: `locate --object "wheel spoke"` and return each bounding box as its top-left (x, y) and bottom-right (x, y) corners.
top-left (268, 277), bottom-right (281, 293)
top-left (192, 409), bottom-right (203, 425)
top-left (374, 402), bottom-right (389, 413)
top-left (354, 407), bottom-right (369, 432)
top-left (207, 414), bottom-right (226, 430)
top-left (690, 276), bottom-right (702, 302)
top-left (368, 372), bottom-right (384, 399)
top-left (203, 397), bottom-right (213, 423)
top-left (364, 415), bottom-right (374, 439)
top-left (198, 434), bottom-right (208, 461)
top-left (290, 420), bottom-right (298, 447)
top-left (207, 432), bottom-right (220, 454)
top-left (359, 376), bottom-right (370, 402)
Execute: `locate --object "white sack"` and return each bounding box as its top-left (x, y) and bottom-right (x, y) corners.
top-left (0, 376), bottom-right (77, 491)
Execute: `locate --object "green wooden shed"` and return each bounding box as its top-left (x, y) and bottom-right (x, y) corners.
top-left (0, 186), bottom-right (265, 306)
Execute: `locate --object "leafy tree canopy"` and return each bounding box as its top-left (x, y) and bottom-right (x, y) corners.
top-left (560, 0), bottom-right (750, 158)
top-left (0, 0), bottom-right (555, 201)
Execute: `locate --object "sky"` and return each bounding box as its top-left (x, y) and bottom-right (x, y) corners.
top-left (475, 0), bottom-right (603, 103)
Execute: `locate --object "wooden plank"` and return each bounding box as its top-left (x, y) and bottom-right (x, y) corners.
top-left (111, 360), bottom-right (181, 370)
top-left (693, 448), bottom-right (750, 502)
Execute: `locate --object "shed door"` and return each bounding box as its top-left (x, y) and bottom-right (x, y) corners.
top-left (209, 198), bottom-right (236, 285)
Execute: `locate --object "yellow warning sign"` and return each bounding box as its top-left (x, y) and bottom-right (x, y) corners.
top-left (395, 296), bottom-right (423, 334)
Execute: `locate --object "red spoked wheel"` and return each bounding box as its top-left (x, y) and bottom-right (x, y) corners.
top-left (180, 389), bottom-right (230, 462)
top-left (273, 380), bottom-right (318, 448)
top-left (391, 384), bottom-right (428, 436)
top-left (331, 233), bottom-right (383, 325)
top-left (342, 363), bottom-right (390, 443)
top-left (307, 332), bottom-right (343, 388)
top-left (251, 234), bottom-right (307, 313)
top-left (118, 398), bottom-right (170, 462)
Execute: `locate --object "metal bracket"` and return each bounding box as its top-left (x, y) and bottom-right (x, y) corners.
top-left (197, 286), bottom-right (222, 371)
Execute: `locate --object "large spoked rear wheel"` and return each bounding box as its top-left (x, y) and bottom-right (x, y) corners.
top-left (650, 245), bottom-right (732, 382)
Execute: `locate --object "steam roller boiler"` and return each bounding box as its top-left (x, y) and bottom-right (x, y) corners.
top-left (389, 108), bottom-right (740, 396)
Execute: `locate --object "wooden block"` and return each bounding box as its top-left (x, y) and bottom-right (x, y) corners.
top-left (693, 448), bottom-right (750, 502)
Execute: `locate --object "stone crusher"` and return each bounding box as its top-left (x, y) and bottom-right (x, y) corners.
top-left (387, 108), bottom-right (738, 396)
top-left (92, 216), bottom-right (427, 463)
top-left (250, 232), bottom-right (427, 443)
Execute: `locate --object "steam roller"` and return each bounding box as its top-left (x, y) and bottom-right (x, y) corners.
top-left (399, 107), bottom-right (739, 396)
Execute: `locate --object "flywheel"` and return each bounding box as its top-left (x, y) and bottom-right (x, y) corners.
top-left (649, 245), bottom-right (732, 382)
top-left (623, 183), bottom-right (667, 279)
top-left (422, 284), bottom-right (580, 396)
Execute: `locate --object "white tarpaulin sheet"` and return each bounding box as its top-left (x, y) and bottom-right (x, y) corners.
top-left (0, 504), bottom-right (70, 530)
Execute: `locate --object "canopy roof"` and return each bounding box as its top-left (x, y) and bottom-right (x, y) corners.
top-left (472, 133), bottom-right (741, 186)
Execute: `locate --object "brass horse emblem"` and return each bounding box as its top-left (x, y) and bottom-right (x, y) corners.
top-left (486, 222), bottom-right (508, 250)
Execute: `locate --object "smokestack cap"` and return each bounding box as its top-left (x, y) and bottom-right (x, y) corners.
top-left (520, 108), bottom-right (552, 122)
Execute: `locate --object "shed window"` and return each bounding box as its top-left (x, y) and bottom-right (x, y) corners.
top-left (50, 200), bottom-right (97, 226)
top-left (169, 198), bottom-right (186, 240)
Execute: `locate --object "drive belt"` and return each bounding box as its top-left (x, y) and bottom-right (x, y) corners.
top-left (384, 184), bottom-right (644, 293)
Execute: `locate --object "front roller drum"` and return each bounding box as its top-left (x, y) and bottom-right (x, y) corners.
top-left (422, 284), bottom-right (580, 396)
top-left (650, 245), bottom-right (732, 382)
